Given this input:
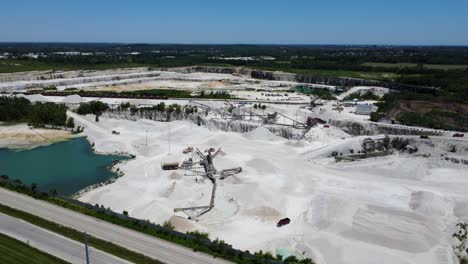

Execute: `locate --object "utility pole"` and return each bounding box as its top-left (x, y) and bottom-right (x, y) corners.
top-left (84, 232), bottom-right (90, 264)
top-left (168, 123), bottom-right (171, 155)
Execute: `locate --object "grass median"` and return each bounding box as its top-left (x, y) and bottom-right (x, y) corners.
top-left (0, 232), bottom-right (70, 264)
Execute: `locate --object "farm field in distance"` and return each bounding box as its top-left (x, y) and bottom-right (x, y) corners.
top-left (362, 62), bottom-right (468, 70)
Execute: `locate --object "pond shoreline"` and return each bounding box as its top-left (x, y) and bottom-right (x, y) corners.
top-left (0, 137), bottom-right (129, 196)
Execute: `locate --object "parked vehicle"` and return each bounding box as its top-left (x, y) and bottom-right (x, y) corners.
top-left (453, 133), bottom-right (465, 138)
top-left (276, 217), bottom-right (291, 227)
top-left (420, 135), bottom-right (430, 139)
top-left (161, 162), bottom-right (179, 170)
top-left (323, 124), bottom-right (330, 128)
top-left (183, 147), bottom-right (193, 154)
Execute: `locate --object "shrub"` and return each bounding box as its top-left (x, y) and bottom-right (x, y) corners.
top-left (66, 117), bottom-right (75, 128)
top-left (162, 220), bottom-right (174, 230)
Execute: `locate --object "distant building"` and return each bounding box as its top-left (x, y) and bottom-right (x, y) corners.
top-left (54, 52), bottom-right (81, 56)
top-left (23, 53), bottom-right (39, 59)
top-left (355, 104), bottom-right (374, 115)
top-left (0, 52), bottom-right (10, 59)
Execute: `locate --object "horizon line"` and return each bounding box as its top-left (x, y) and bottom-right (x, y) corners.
top-left (0, 41), bottom-right (467, 48)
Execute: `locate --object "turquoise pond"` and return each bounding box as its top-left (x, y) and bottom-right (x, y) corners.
top-left (0, 137), bottom-right (127, 196)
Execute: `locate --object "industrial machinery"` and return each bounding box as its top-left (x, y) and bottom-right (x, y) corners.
top-left (174, 147), bottom-right (242, 219)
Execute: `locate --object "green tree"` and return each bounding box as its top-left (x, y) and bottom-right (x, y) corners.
top-left (155, 102), bottom-right (166, 112)
top-left (66, 117), bottom-right (75, 129)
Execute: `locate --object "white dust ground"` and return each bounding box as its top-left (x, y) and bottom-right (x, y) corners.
top-left (68, 112), bottom-right (468, 264)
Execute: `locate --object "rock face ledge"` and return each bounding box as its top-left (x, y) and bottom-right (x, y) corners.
top-left (184, 65), bottom-right (438, 93)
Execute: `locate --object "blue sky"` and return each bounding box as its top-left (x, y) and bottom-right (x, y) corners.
top-left (1, 0), bottom-right (467, 45)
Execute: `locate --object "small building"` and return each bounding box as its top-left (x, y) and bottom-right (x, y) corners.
top-left (355, 104), bottom-right (374, 115)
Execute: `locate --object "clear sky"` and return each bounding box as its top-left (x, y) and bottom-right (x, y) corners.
top-left (1, 0), bottom-right (467, 45)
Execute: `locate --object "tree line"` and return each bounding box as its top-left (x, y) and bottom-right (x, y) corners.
top-left (0, 97), bottom-right (67, 127)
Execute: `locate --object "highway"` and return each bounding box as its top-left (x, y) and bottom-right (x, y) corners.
top-left (0, 212), bottom-right (131, 264)
top-left (0, 188), bottom-right (232, 264)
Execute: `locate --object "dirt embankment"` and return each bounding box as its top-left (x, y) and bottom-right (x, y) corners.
top-left (387, 100), bottom-right (468, 131)
top-left (0, 123), bottom-right (76, 149)
top-left (388, 100), bottom-right (468, 117)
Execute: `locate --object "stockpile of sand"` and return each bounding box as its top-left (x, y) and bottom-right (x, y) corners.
top-left (61, 94), bottom-right (82, 104)
top-left (243, 127), bottom-right (282, 141)
top-left (25, 94), bottom-right (50, 103)
top-left (338, 86), bottom-right (390, 100)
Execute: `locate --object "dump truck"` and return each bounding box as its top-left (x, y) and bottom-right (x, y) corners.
top-left (277, 217), bottom-right (291, 227)
top-left (161, 162), bottom-right (179, 170)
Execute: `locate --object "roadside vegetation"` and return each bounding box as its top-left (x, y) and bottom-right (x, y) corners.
top-left (0, 176), bottom-right (315, 264)
top-left (0, 232), bottom-right (70, 264)
top-left (0, 97), bottom-right (67, 127)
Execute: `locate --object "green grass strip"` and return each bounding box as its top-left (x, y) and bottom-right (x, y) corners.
top-left (0, 232), bottom-right (70, 264)
top-left (0, 203), bottom-right (163, 264)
